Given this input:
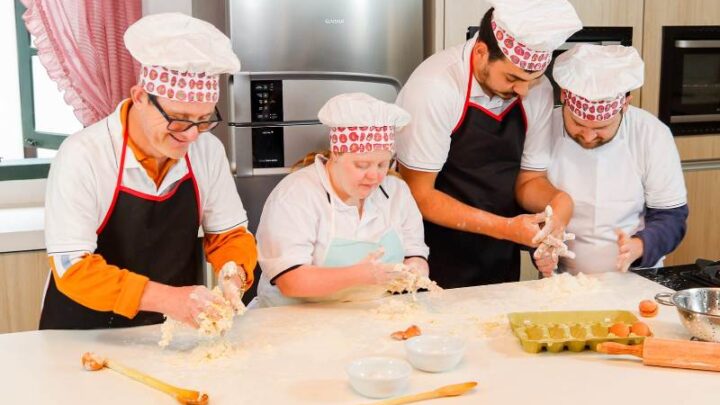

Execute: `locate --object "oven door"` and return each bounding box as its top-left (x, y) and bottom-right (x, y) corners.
top-left (659, 26), bottom-right (720, 135)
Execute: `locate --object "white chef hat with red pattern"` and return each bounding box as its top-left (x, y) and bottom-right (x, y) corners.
top-left (124, 13), bottom-right (240, 103)
top-left (554, 44), bottom-right (644, 122)
top-left (488, 0), bottom-right (582, 72)
top-left (318, 93), bottom-right (411, 154)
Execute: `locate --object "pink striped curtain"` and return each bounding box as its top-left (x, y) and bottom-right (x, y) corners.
top-left (21, 0), bottom-right (142, 126)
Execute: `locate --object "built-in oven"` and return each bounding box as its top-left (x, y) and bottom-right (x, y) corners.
top-left (466, 26), bottom-right (633, 106)
top-left (659, 26), bottom-right (720, 136)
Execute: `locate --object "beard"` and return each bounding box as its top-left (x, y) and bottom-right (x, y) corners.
top-left (478, 66), bottom-right (517, 100)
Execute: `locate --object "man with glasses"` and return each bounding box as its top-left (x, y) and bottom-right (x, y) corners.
top-left (40, 13), bottom-right (257, 330)
top-left (534, 44), bottom-right (688, 276)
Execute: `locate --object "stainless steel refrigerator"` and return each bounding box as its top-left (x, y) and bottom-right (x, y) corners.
top-left (195, 0), bottom-right (426, 298)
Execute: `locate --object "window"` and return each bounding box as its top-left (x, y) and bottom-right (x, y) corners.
top-left (0, 0), bottom-right (82, 180)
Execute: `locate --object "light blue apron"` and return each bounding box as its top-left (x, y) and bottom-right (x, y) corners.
top-left (317, 190), bottom-right (405, 298)
top-left (253, 178), bottom-right (405, 308)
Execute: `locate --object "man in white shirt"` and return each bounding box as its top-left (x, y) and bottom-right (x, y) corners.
top-left (396, 0), bottom-right (582, 287)
top-left (535, 44), bottom-right (688, 275)
top-left (41, 14), bottom-right (257, 329)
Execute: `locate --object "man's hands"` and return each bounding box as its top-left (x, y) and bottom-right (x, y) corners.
top-left (219, 261), bottom-right (247, 313)
top-left (140, 283), bottom-right (227, 328)
top-left (503, 212), bottom-right (547, 247)
top-left (616, 229), bottom-right (644, 272)
top-left (530, 206), bottom-right (576, 277)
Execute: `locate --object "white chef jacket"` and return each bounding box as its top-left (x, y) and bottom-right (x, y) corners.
top-left (45, 100), bottom-right (248, 276)
top-left (395, 33), bottom-right (554, 173)
top-left (548, 106), bottom-right (687, 274)
top-left (255, 155), bottom-right (429, 305)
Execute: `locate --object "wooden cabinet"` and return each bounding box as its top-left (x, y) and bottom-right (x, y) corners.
top-left (0, 250), bottom-right (49, 333)
top-left (665, 166), bottom-right (720, 265)
top-left (642, 0), bottom-right (720, 264)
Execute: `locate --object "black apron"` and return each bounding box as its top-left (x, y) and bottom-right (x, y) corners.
top-left (39, 122), bottom-right (202, 330)
top-left (425, 54), bottom-right (527, 289)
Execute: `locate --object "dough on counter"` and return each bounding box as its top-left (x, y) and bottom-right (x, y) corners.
top-left (386, 264), bottom-right (443, 301)
top-left (158, 286), bottom-right (244, 348)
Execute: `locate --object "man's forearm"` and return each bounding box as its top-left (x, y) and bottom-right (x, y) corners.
top-left (414, 188), bottom-right (509, 240)
top-left (516, 172), bottom-right (573, 227)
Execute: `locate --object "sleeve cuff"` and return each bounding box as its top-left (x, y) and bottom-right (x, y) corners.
top-left (396, 157), bottom-right (443, 172)
top-left (270, 264), bottom-right (303, 285)
top-left (631, 233), bottom-right (654, 268)
top-left (113, 272), bottom-right (150, 319)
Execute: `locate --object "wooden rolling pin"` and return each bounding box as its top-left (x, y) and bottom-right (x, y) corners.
top-left (597, 338), bottom-right (720, 372)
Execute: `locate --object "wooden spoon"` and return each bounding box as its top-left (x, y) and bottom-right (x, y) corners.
top-left (82, 352), bottom-right (208, 404)
top-left (371, 381), bottom-right (478, 405)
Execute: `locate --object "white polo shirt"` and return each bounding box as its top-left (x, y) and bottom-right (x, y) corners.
top-left (395, 34), bottom-right (554, 172)
top-left (45, 101), bottom-right (248, 275)
top-left (548, 106), bottom-right (687, 273)
top-left (549, 106), bottom-right (687, 210)
top-left (255, 155), bottom-right (429, 304)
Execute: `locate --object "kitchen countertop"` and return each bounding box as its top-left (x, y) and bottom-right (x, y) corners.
top-left (2, 272), bottom-right (715, 404)
top-left (0, 206), bottom-right (45, 252)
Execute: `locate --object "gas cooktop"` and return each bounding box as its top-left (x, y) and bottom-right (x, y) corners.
top-left (631, 259), bottom-right (720, 291)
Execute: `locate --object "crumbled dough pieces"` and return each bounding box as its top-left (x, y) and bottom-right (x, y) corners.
top-left (158, 287), bottom-right (243, 348)
top-left (386, 264), bottom-right (443, 301)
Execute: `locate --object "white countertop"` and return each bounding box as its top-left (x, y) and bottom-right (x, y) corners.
top-left (2, 272), bottom-right (714, 404)
top-left (0, 206), bottom-right (45, 252)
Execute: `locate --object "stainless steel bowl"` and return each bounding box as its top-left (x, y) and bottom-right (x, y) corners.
top-left (655, 288), bottom-right (720, 342)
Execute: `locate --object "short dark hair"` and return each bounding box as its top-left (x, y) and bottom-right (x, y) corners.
top-left (477, 8), bottom-right (505, 62)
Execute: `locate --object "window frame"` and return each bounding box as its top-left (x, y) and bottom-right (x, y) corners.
top-left (1, 0), bottom-right (70, 181)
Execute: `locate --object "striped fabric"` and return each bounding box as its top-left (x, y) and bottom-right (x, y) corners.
top-left (21, 0), bottom-right (141, 126)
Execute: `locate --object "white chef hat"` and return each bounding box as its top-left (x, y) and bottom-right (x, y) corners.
top-left (487, 0), bottom-right (582, 71)
top-left (124, 13), bottom-right (241, 103)
top-left (318, 93), bottom-right (411, 154)
top-left (554, 44), bottom-right (644, 122)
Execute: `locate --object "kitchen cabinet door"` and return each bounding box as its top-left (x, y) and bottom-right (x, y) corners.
top-left (665, 167), bottom-right (720, 265)
top-left (0, 250), bottom-right (49, 333)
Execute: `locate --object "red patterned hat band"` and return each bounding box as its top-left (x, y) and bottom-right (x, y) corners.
top-left (562, 89), bottom-right (626, 122)
top-left (329, 126), bottom-right (395, 154)
top-left (491, 19), bottom-right (551, 72)
top-left (140, 65), bottom-right (219, 103)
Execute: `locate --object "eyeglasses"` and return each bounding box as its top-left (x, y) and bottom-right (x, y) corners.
top-left (148, 94), bottom-right (222, 133)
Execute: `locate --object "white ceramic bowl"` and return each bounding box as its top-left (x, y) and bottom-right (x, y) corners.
top-left (404, 335), bottom-right (465, 372)
top-left (346, 356), bottom-right (411, 398)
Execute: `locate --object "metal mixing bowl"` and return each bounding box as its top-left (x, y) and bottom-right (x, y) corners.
top-left (655, 288), bottom-right (720, 342)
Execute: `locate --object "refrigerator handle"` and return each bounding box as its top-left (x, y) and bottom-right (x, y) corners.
top-left (247, 71), bottom-right (402, 93)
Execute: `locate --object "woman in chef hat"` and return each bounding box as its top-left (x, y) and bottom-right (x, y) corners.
top-left (253, 93), bottom-right (429, 307)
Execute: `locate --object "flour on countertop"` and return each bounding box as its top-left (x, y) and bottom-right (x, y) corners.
top-left (533, 272), bottom-right (599, 297)
top-left (371, 297), bottom-right (423, 320)
top-left (188, 339), bottom-right (236, 363)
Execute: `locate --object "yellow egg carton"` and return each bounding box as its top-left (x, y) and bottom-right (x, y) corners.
top-left (507, 310), bottom-right (649, 353)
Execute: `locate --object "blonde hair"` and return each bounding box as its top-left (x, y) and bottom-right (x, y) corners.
top-left (291, 150), bottom-right (401, 178)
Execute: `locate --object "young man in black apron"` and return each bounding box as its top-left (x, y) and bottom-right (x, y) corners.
top-left (396, 1), bottom-right (582, 288)
top-left (41, 14), bottom-right (257, 330)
